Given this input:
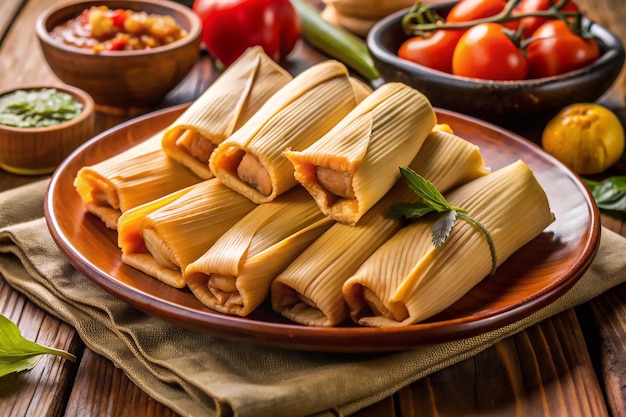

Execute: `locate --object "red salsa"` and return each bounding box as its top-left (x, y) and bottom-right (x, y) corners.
top-left (50, 6), bottom-right (188, 52)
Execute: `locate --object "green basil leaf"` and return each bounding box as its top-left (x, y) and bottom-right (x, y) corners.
top-left (398, 167), bottom-right (450, 212)
top-left (388, 201), bottom-right (437, 219)
top-left (584, 176), bottom-right (626, 212)
top-left (0, 356), bottom-right (42, 376)
top-left (0, 314), bottom-right (76, 378)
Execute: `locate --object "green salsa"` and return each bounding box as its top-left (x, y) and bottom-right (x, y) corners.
top-left (0, 88), bottom-right (83, 128)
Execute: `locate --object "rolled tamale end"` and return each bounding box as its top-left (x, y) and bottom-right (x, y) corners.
top-left (343, 160), bottom-right (555, 327)
top-left (285, 82), bottom-right (437, 225)
top-left (271, 128), bottom-right (488, 327)
top-left (161, 46), bottom-right (293, 179)
top-left (118, 179), bottom-right (257, 288)
top-left (74, 132), bottom-right (202, 229)
top-left (185, 187), bottom-right (334, 316)
top-left (209, 60), bottom-right (372, 204)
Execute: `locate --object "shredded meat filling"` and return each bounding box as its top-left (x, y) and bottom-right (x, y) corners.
top-left (237, 152), bottom-right (272, 196)
top-left (176, 130), bottom-right (216, 164)
top-left (316, 166), bottom-right (355, 199)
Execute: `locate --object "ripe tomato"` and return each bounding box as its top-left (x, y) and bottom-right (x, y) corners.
top-left (447, 0), bottom-right (518, 30)
top-left (452, 23), bottom-right (528, 80)
top-left (526, 20), bottom-right (599, 78)
top-left (192, 0), bottom-right (300, 67)
top-left (398, 29), bottom-right (464, 73)
top-left (515, 0), bottom-right (580, 38)
top-left (447, 0), bottom-right (507, 22)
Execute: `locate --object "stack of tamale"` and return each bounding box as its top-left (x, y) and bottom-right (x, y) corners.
top-left (72, 46), bottom-right (555, 327)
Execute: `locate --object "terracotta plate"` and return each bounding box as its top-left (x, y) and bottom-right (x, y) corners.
top-left (45, 104), bottom-right (600, 353)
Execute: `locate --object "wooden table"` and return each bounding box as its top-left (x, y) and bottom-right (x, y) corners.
top-left (1, 0), bottom-right (625, 416)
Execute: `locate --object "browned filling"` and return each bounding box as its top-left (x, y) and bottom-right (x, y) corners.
top-left (237, 153), bottom-right (272, 196)
top-left (316, 166), bottom-right (355, 199)
top-left (176, 130), bottom-right (216, 164)
top-left (86, 176), bottom-right (119, 208)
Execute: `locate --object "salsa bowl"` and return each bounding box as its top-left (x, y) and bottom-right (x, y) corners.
top-left (36, 0), bottom-right (202, 110)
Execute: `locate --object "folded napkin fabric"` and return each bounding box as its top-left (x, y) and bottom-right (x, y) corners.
top-left (1, 179), bottom-right (626, 417)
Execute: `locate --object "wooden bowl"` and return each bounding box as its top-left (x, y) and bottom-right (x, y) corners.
top-left (367, 2), bottom-right (626, 127)
top-left (0, 84), bottom-right (95, 175)
top-left (35, 0), bottom-right (201, 110)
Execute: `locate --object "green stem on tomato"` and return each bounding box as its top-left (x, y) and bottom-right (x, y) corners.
top-left (402, 0), bottom-right (584, 37)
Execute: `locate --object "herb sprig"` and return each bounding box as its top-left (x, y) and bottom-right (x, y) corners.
top-left (389, 167), bottom-right (498, 275)
top-left (0, 314), bottom-right (76, 378)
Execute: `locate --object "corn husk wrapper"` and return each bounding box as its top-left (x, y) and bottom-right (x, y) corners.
top-left (342, 160), bottom-right (555, 327)
top-left (185, 187), bottom-right (335, 316)
top-left (161, 47), bottom-right (293, 179)
top-left (284, 82), bottom-right (436, 225)
top-left (323, 0), bottom-right (416, 20)
top-left (117, 179), bottom-right (257, 288)
top-left (74, 133), bottom-right (201, 229)
top-left (209, 60), bottom-right (371, 204)
top-left (321, 0), bottom-right (417, 36)
top-left (271, 129), bottom-right (489, 326)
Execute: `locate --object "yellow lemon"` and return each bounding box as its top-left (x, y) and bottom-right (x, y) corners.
top-left (542, 103), bottom-right (625, 175)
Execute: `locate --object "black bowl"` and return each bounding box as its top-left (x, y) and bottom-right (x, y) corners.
top-left (367, 1), bottom-right (625, 126)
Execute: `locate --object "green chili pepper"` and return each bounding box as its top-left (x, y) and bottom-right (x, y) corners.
top-left (290, 0), bottom-right (381, 83)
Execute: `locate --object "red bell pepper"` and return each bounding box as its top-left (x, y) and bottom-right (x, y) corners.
top-left (109, 9), bottom-right (128, 29)
top-left (192, 0), bottom-right (301, 67)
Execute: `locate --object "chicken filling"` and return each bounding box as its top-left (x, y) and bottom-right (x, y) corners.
top-left (316, 166), bottom-right (355, 200)
top-left (236, 152), bottom-right (273, 196)
top-left (176, 130), bottom-right (216, 164)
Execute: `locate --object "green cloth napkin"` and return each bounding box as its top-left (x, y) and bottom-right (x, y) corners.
top-left (1, 179), bottom-right (626, 417)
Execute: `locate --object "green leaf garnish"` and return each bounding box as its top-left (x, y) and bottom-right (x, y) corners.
top-left (398, 166), bottom-right (452, 213)
top-left (583, 176), bottom-right (626, 212)
top-left (390, 167), bottom-right (498, 275)
top-left (387, 200), bottom-right (437, 219)
top-left (0, 314), bottom-right (76, 378)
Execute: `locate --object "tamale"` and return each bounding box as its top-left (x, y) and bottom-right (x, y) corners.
top-left (271, 129), bottom-right (488, 326)
top-left (118, 179), bottom-right (257, 288)
top-left (284, 82), bottom-right (436, 225)
top-left (342, 160), bottom-right (555, 327)
top-left (185, 187), bottom-right (335, 316)
top-left (74, 132), bottom-right (202, 229)
top-left (209, 59), bottom-right (372, 204)
top-left (161, 46), bottom-right (293, 179)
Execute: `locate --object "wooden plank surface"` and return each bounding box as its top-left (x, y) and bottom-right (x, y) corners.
top-left (397, 309), bottom-right (610, 417)
top-left (0, 0), bottom-right (57, 90)
top-left (589, 286), bottom-right (626, 417)
top-left (0, 0), bottom-right (24, 43)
